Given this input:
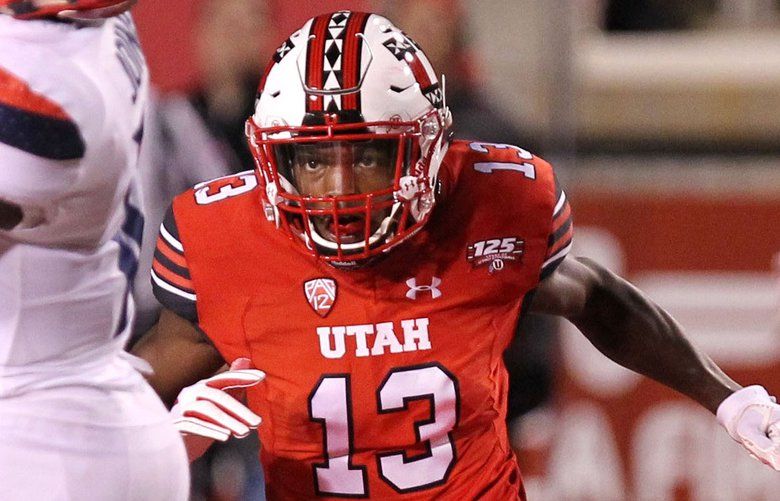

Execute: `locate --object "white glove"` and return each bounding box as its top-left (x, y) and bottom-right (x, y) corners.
top-left (717, 385), bottom-right (780, 470)
top-left (171, 357), bottom-right (265, 461)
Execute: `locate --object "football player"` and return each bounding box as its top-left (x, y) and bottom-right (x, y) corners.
top-left (133, 11), bottom-right (780, 500)
top-left (0, 1), bottom-right (188, 499)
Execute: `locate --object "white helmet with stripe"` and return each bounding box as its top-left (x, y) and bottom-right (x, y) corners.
top-left (246, 10), bottom-right (451, 267)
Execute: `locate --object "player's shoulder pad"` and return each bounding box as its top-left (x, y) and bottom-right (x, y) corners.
top-left (443, 139), bottom-right (556, 200)
top-left (175, 169), bottom-right (261, 211)
top-left (0, 51), bottom-right (101, 160)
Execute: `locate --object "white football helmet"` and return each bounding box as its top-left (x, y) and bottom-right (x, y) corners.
top-left (0, 0), bottom-right (136, 19)
top-left (246, 11), bottom-right (451, 267)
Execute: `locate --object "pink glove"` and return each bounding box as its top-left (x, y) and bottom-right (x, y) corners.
top-left (171, 357), bottom-right (265, 461)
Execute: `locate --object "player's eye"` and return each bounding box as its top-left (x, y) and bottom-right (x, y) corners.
top-left (296, 153), bottom-right (323, 173)
top-left (356, 149), bottom-right (379, 169)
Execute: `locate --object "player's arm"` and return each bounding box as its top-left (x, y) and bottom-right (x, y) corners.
top-left (131, 203), bottom-right (264, 460)
top-left (133, 308), bottom-right (264, 461)
top-left (530, 255), bottom-right (739, 412)
top-left (131, 307), bottom-right (225, 407)
top-left (530, 255), bottom-right (780, 469)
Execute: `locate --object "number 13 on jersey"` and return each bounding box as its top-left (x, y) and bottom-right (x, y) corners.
top-left (308, 363), bottom-right (460, 496)
top-left (470, 142), bottom-right (536, 179)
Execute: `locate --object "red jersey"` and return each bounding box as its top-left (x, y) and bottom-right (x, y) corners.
top-left (152, 140), bottom-right (573, 500)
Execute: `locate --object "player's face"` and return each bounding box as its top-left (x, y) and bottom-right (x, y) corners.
top-left (289, 140), bottom-right (396, 244)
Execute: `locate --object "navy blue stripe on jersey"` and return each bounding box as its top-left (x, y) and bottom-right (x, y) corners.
top-left (540, 247), bottom-right (571, 281)
top-left (152, 272), bottom-right (198, 323)
top-left (548, 215), bottom-right (572, 246)
top-left (0, 102), bottom-right (85, 160)
top-left (153, 245), bottom-right (193, 288)
top-left (161, 204), bottom-right (182, 242)
top-left (122, 194), bottom-right (145, 247)
top-left (113, 234), bottom-right (137, 337)
top-left (112, 190), bottom-right (144, 337)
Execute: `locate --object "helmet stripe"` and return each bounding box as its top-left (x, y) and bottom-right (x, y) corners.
top-left (256, 57), bottom-right (275, 96)
top-left (341, 11), bottom-right (370, 111)
top-left (305, 13), bottom-right (330, 112)
top-left (407, 52), bottom-right (433, 89)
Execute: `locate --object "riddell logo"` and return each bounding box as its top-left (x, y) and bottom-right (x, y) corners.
top-left (304, 278), bottom-right (337, 317)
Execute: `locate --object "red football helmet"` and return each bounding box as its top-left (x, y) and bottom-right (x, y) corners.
top-left (0, 0), bottom-right (136, 19)
top-left (246, 11), bottom-right (451, 267)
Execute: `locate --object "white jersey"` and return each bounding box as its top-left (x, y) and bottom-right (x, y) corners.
top-left (0, 13), bottom-right (148, 396)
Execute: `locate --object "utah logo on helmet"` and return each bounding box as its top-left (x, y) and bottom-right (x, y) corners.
top-left (0, 0), bottom-right (136, 20)
top-left (246, 11), bottom-right (453, 268)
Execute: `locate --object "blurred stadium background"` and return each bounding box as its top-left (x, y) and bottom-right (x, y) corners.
top-left (132, 1), bottom-right (780, 499)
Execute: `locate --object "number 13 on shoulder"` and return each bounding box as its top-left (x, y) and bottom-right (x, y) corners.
top-left (470, 142), bottom-right (536, 179)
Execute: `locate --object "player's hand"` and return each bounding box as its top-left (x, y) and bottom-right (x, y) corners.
top-left (717, 385), bottom-right (780, 470)
top-left (171, 357), bottom-right (265, 461)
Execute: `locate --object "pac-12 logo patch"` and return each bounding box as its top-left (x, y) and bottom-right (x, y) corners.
top-left (466, 236), bottom-right (524, 273)
top-left (304, 278), bottom-right (337, 317)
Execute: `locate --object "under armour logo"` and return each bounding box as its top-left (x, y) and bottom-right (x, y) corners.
top-left (406, 277), bottom-right (442, 300)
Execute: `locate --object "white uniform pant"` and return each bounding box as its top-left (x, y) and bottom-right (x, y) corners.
top-left (0, 379), bottom-right (189, 500)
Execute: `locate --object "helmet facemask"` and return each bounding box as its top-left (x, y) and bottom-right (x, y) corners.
top-left (247, 109), bottom-right (447, 266)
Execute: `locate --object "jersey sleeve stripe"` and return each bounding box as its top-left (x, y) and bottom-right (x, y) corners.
top-left (159, 221), bottom-right (184, 252)
top-left (162, 205), bottom-right (182, 237)
top-left (152, 203), bottom-right (198, 321)
top-left (547, 208), bottom-right (573, 256)
top-left (541, 175), bottom-right (573, 280)
top-left (548, 231), bottom-right (572, 259)
top-left (152, 259), bottom-right (194, 292)
top-left (151, 269), bottom-right (197, 302)
top-left (155, 235), bottom-right (187, 268)
top-left (153, 247), bottom-right (191, 281)
top-left (551, 202), bottom-right (571, 233)
top-left (552, 190), bottom-right (567, 218)
top-left (547, 198), bottom-right (573, 256)
top-left (540, 240), bottom-right (572, 280)
top-left (544, 239), bottom-right (572, 267)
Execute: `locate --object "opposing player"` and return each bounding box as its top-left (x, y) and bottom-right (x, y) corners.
top-left (0, 2), bottom-right (188, 499)
top-left (133, 11), bottom-right (780, 499)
